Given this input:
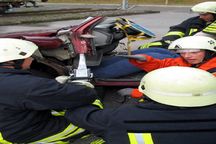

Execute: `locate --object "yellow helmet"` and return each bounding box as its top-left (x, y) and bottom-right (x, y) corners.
top-left (191, 1), bottom-right (216, 14)
top-left (0, 38), bottom-right (38, 63)
top-left (138, 66), bottom-right (216, 107)
top-left (168, 36), bottom-right (216, 52)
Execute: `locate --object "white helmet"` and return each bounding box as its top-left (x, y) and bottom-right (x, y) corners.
top-left (168, 35), bottom-right (216, 52)
top-left (138, 66), bottom-right (216, 107)
top-left (191, 1), bottom-right (216, 14)
top-left (0, 38), bottom-right (38, 63)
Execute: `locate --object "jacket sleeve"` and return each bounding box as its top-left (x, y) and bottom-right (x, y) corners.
top-left (202, 20), bottom-right (216, 35)
top-left (20, 76), bottom-right (98, 110)
top-left (162, 16), bottom-right (205, 42)
top-left (65, 105), bottom-right (112, 136)
top-left (129, 54), bottom-right (188, 72)
top-left (139, 17), bottom-right (205, 49)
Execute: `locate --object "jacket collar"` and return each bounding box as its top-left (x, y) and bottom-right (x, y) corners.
top-left (0, 67), bottom-right (31, 74)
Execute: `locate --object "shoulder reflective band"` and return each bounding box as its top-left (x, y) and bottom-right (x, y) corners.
top-left (0, 133), bottom-right (12, 144)
top-left (164, 31), bottom-right (185, 37)
top-left (92, 99), bottom-right (103, 109)
top-left (51, 110), bottom-right (66, 116)
top-left (128, 133), bottom-right (154, 144)
top-left (203, 22), bottom-right (216, 34)
top-left (148, 42), bottom-right (163, 47)
top-left (30, 124), bottom-right (85, 144)
top-left (189, 28), bottom-right (198, 35)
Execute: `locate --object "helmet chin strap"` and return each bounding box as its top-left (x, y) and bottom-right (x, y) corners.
top-left (204, 50), bottom-right (215, 61)
top-left (213, 14), bottom-right (216, 21)
top-left (13, 59), bottom-right (24, 69)
top-left (0, 60), bottom-right (24, 69)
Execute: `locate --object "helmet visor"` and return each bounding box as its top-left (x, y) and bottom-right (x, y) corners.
top-left (175, 49), bottom-right (202, 53)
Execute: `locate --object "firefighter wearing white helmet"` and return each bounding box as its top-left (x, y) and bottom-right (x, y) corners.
top-left (169, 35), bottom-right (216, 62)
top-left (64, 66), bottom-right (216, 144)
top-left (191, 1), bottom-right (216, 15)
top-left (168, 35), bottom-right (216, 52)
top-left (129, 35), bottom-right (216, 77)
top-left (0, 38), bottom-right (38, 69)
top-left (0, 38), bottom-right (99, 143)
top-left (139, 1), bottom-right (216, 49)
top-left (191, 1), bottom-right (216, 35)
top-left (139, 66), bottom-right (216, 107)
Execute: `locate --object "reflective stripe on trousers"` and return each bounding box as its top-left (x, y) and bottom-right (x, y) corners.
top-left (128, 133), bottom-right (154, 144)
top-left (0, 124), bottom-right (85, 144)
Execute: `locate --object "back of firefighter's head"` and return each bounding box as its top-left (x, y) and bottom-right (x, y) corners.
top-left (138, 66), bottom-right (216, 107)
top-left (0, 38), bottom-right (38, 69)
top-left (168, 35), bottom-right (216, 64)
top-left (191, 1), bottom-right (216, 22)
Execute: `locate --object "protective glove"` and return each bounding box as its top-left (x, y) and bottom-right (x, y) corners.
top-left (117, 88), bottom-right (134, 97)
top-left (55, 75), bottom-right (70, 84)
top-left (117, 88), bottom-right (143, 98)
top-left (71, 80), bottom-right (94, 88)
top-left (55, 76), bottom-right (94, 88)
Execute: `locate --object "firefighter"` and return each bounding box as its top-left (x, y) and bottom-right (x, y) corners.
top-left (139, 1), bottom-right (216, 49)
top-left (0, 38), bottom-right (99, 143)
top-left (65, 66), bottom-right (216, 144)
top-left (130, 35), bottom-right (216, 76)
top-left (116, 35), bottom-right (216, 99)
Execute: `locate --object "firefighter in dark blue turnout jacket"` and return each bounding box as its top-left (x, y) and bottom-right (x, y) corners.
top-left (65, 66), bottom-right (216, 144)
top-left (0, 38), bottom-right (99, 143)
top-left (139, 1), bottom-right (216, 49)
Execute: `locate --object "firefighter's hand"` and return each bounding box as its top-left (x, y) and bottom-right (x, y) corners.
top-left (55, 76), bottom-right (94, 88)
top-left (55, 76), bottom-right (70, 84)
top-left (117, 88), bottom-right (143, 98)
top-left (71, 80), bottom-right (94, 88)
top-left (117, 88), bottom-right (133, 97)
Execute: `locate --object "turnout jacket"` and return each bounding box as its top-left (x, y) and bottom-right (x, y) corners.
top-left (147, 16), bottom-right (208, 49)
top-left (129, 55), bottom-right (216, 76)
top-left (0, 68), bottom-right (97, 143)
top-left (65, 101), bottom-right (216, 144)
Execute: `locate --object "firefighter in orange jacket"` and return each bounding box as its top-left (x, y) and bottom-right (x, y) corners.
top-left (65, 66), bottom-right (216, 144)
top-left (130, 35), bottom-right (216, 77)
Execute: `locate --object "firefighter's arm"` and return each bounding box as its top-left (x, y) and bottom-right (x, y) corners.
top-left (138, 40), bottom-right (168, 49)
top-left (23, 77), bottom-right (98, 110)
top-left (117, 88), bottom-right (143, 98)
top-left (202, 20), bottom-right (216, 35)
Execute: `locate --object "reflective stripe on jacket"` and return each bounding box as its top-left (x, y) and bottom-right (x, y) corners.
top-left (128, 133), bottom-right (154, 144)
top-left (0, 124), bottom-right (85, 144)
top-left (148, 16), bottom-right (207, 49)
